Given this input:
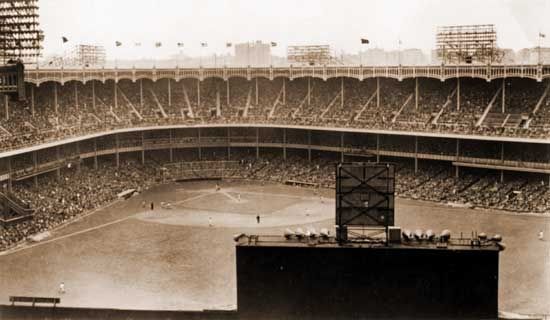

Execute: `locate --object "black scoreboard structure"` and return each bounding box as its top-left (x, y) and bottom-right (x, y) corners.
top-left (0, 62), bottom-right (25, 101)
top-left (235, 161), bottom-right (502, 319)
top-left (335, 162), bottom-right (395, 244)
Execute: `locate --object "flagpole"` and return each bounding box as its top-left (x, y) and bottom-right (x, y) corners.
top-left (398, 39), bottom-right (401, 66)
top-left (538, 32), bottom-right (542, 65)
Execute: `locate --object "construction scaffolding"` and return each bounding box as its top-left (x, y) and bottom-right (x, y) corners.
top-left (287, 45), bottom-right (333, 66)
top-left (436, 24), bottom-right (503, 65)
top-left (0, 0), bottom-right (44, 65)
top-left (68, 44), bottom-right (106, 67)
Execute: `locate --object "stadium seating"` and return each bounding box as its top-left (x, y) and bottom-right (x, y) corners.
top-left (0, 77), bottom-right (549, 153)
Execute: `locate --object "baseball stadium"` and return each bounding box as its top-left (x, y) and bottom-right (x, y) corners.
top-left (0, 0), bottom-right (549, 319)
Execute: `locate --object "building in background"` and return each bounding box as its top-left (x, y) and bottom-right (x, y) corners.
top-left (234, 41), bottom-right (271, 66)
top-left (500, 48), bottom-right (516, 64)
top-left (360, 48), bottom-right (428, 65)
top-left (516, 47), bottom-right (550, 64)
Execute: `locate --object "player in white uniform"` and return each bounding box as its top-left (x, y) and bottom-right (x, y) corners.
top-left (59, 282), bottom-right (65, 294)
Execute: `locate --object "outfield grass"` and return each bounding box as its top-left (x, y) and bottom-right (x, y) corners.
top-left (0, 180), bottom-right (548, 315)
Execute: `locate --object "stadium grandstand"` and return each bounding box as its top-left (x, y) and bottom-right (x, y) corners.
top-left (1, 0), bottom-right (550, 318)
top-left (0, 64), bottom-right (550, 250)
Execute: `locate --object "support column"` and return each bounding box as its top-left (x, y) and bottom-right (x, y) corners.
top-left (33, 151), bottom-right (38, 188)
top-left (74, 82), bottom-right (79, 112)
top-left (283, 128), bottom-right (287, 160)
top-left (307, 77), bottom-right (311, 106)
top-left (7, 157), bottom-right (12, 193)
top-left (198, 128), bottom-right (202, 160)
top-left (415, 77), bottom-right (419, 110)
top-left (3, 94), bottom-right (8, 121)
top-left (115, 134), bottom-right (120, 168)
top-left (376, 134), bottom-right (380, 162)
top-left (94, 139), bottom-right (98, 169)
top-left (226, 79), bottom-right (230, 106)
top-left (341, 77), bottom-right (344, 108)
top-left (76, 141), bottom-right (81, 172)
top-left (414, 136), bottom-right (418, 173)
top-left (501, 142), bottom-right (505, 163)
top-left (456, 78), bottom-right (460, 111)
top-left (197, 79), bottom-right (201, 107)
top-left (139, 79), bottom-right (143, 108)
top-left (502, 78), bottom-right (506, 113)
top-left (113, 81), bottom-right (117, 110)
top-left (340, 132), bottom-right (344, 162)
top-left (308, 130), bottom-right (311, 162)
top-left (255, 77), bottom-right (259, 105)
top-left (56, 146), bottom-right (61, 180)
top-left (169, 129), bottom-right (173, 163)
top-left (168, 79), bottom-right (172, 107)
top-left (54, 82), bottom-right (58, 114)
top-left (455, 139), bottom-right (460, 178)
top-left (31, 85), bottom-right (35, 116)
top-left (92, 81), bottom-right (96, 110)
top-left (282, 78), bottom-right (286, 105)
top-left (227, 128), bottom-right (231, 160)
top-left (256, 127), bottom-right (260, 159)
top-left (376, 77), bottom-right (380, 108)
top-left (140, 132), bottom-right (146, 164)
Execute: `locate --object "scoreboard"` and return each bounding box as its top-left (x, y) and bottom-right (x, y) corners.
top-left (0, 62), bottom-right (25, 101)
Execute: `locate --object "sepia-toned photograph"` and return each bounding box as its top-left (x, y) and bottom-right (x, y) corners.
top-left (0, 0), bottom-right (549, 319)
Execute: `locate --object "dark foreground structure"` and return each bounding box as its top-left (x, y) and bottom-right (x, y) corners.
top-left (236, 234), bottom-right (501, 320)
top-left (2, 233), bottom-right (502, 320)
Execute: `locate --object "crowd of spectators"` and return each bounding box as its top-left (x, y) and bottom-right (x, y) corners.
top-left (0, 77), bottom-right (549, 153)
top-left (0, 160), bottom-right (158, 250)
top-left (1, 150), bottom-right (549, 251)
top-left (162, 151), bottom-right (550, 214)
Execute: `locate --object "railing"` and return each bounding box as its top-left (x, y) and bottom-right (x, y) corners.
top-left (24, 64), bottom-right (549, 85)
top-left (0, 191), bottom-right (34, 224)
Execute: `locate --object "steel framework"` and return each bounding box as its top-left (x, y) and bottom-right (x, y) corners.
top-left (0, 0), bottom-right (44, 64)
top-left (436, 24), bottom-right (503, 65)
top-left (287, 45), bottom-right (332, 66)
top-left (335, 162), bottom-right (395, 244)
top-left (68, 44), bottom-right (106, 67)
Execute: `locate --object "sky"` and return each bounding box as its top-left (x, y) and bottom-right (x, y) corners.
top-left (38, 0), bottom-right (550, 60)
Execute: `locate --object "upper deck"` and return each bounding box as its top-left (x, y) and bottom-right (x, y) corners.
top-left (23, 64), bottom-right (550, 85)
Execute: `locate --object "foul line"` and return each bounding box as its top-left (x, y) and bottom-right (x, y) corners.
top-left (0, 215), bottom-right (134, 257)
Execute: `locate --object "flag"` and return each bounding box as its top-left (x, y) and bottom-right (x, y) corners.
top-left (155, 42), bottom-right (162, 48)
top-left (134, 42), bottom-right (141, 47)
top-left (62, 36), bottom-right (68, 43)
top-left (271, 41), bottom-right (277, 47)
top-left (226, 42), bottom-right (232, 48)
top-left (540, 32), bottom-right (546, 38)
top-left (115, 41), bottom-right (122, 47)
top-left (177, 42), bottom-right (184, 47)
top-left (201, 42), bottom-right (208, 47)
top-left (360, 38), bottom-right (369, 44)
